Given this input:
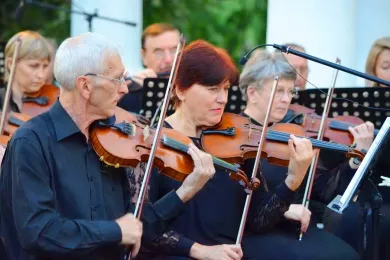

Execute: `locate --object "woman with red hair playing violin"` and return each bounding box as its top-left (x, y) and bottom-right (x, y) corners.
top-left (135, 40), bottom-right (317, 260)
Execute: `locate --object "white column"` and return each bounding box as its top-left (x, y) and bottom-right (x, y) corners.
top-left (355, 0), bottom-right (390, 86)
top-left (267, 0), bottom-right (390, 88)
top-left (70, 0), bottom-right (143, 72)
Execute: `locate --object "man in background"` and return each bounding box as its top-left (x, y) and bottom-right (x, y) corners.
top-left (119, 23), bottom-right (180, 113)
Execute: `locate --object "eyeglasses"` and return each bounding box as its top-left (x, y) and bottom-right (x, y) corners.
top-left (275, 88), bottom-right (298, 99)
top-left (84, 73), bottom-right (126, 85)
top-left (145, 47), bottom-right (177, 59)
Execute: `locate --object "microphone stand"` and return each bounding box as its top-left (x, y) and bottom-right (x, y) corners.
top-left (241, 44), bottom-right (390, 259)
top-left (24, 0), bottom-right (136, 32)
top-left (265, 44), bottom-right (387, 260)
top-left (271, 44), bottom-right (390, 87)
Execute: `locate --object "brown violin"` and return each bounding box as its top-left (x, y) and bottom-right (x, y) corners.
top-left (200, 112), bottom-right (365, 166)
top-left (0, 135), bottom-right (10, 147)
top-left (90, 106), bottom-right (258, 190)
top-left (290, 104), bottom-right (379, 145)
top-left (22, 84), bottom-right (60, 117)
top-left (0, 112), bottom-right (31, 136)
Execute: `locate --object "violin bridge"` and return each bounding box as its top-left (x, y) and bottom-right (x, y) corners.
top-left (130, 123), bottom-right (136, 136)
top-left (143, 125), bottom-right (150, 142)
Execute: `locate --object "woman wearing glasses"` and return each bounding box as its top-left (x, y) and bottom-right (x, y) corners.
top-left (239, 50), bottom-right (370, 259)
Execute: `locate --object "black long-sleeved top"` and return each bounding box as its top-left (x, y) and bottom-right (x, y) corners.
top-left (0, 84), bottom-right (21, 113)
top-left (137, 123), bottom-right (296, 258)
top-left (0, 100), bottom-right (186, 260)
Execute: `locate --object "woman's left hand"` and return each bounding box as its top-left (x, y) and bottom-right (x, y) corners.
top-left (348, 121), bottom-right (375, 169)
top-left (349, 121), bottom-right (375, 152)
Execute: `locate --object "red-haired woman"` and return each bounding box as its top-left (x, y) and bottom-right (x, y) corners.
top-left (135, 40), bottom-right (314, 260)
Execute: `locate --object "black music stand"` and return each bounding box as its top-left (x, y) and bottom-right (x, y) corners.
top-left (225, 86), bottom-right (390, 128)
top-left (328, 117), bottom-right (390, 260)
top-left (0, 41), bottom-right (5, 83)
top-left (140, 78), bottom-right (173, 122)
top-left (226, 84), bottom-right (246, 114)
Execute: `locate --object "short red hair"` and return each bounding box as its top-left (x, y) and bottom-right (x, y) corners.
top-left (173, 40), bottom-right (238, 107)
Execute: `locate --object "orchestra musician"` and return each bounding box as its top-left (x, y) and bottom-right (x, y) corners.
top-left (135, 39), bottom-right (316, 260)
top-left (118, 23), bottom-right (180, 113)
top-left (0, 30), bottom-right (51, 112)
top-left (365, 36), bottom-right (390, 87)
top-left (238, 50), bottom-right (364, 259)
top-left (323, 36), bottom-right (390, 259)
top-left (0, 32), bottom-right (216, 260)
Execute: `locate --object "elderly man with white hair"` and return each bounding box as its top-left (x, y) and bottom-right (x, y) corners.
top-left (0, 32), bottom-right (215, 260)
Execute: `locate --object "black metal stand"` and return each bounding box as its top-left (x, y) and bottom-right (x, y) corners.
top-left (25, 0), bottom-right (136, 31)
top-left (359, 176), bottom-right (383, 260)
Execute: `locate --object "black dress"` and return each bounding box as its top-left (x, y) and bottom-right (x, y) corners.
top-left (241, 158), bottom-right (360, 260)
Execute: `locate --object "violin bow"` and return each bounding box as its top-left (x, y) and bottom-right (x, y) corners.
top-left (299, 58), bottom-right (341, 240)
top-left (235, 76), bottom-right (280, 245)
top-left (125, 35), bottom-right (186, 260)
top-left (0, 38), bottom-right (21, 135)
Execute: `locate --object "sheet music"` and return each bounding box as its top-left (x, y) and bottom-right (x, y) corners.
top-left (331, 117), bottom-right (390, 211)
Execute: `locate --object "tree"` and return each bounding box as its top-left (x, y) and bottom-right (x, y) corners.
top-left (0, 0), bottom-right (71, 44)
top-left (0, 0), bottom-right (267, 65)
top-left (143, 0), bottom-right (268, 64)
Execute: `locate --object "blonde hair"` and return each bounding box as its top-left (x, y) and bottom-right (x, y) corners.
top-left (365, 37), bottom-right (390, 87)
top-left (4, 30), bottom-right (51, 82)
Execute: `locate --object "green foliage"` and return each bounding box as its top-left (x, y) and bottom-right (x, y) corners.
top-left (0, 0), bottom-right (71, 45)
top-left (0, 0), bottom-right (267, 64)
top-left (143, 0), bottom-right (268, 65)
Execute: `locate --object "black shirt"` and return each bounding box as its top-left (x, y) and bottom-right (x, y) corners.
top-left (0, 83), bottom-right (20, 113)
top-left (0, 100), bottom-right (186, 260)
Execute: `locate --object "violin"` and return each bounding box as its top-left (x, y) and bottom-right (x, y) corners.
top-left (90, 108), bottom-right (364, 189)
top-left (0, 135), bottom-right (10, 147)
top-left (1, 112), bottom-right (30, 136)
top-left (22, 84), bottom-right (60, 117)
top-left (89, 106), bottom-right (258, 190)
top-left (199, 112), bottom-right (365, 166)
top-left (289, 104), bottom-right (379, 145)
top-left (0, 37), bottom-right (30, 140)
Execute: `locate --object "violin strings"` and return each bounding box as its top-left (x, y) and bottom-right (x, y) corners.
top-left (329, 120), bottom-right (353, 131)
top-left (245, 126), bottom-right (349, 151)
top-left (265, 130), bottom-right (349, 152)
top-left (278, 51), bottom-right (390, 112)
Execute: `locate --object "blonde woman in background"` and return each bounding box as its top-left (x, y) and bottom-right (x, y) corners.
top-left (365, 37), bottom-right (390, 87)
top-left (1, 30), bottom-right (51, 112)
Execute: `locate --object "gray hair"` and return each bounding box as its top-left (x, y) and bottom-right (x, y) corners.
top-left (54, 32), bottom-right (121, 90)
top-left (239, 50), bottom-right (296, 99)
